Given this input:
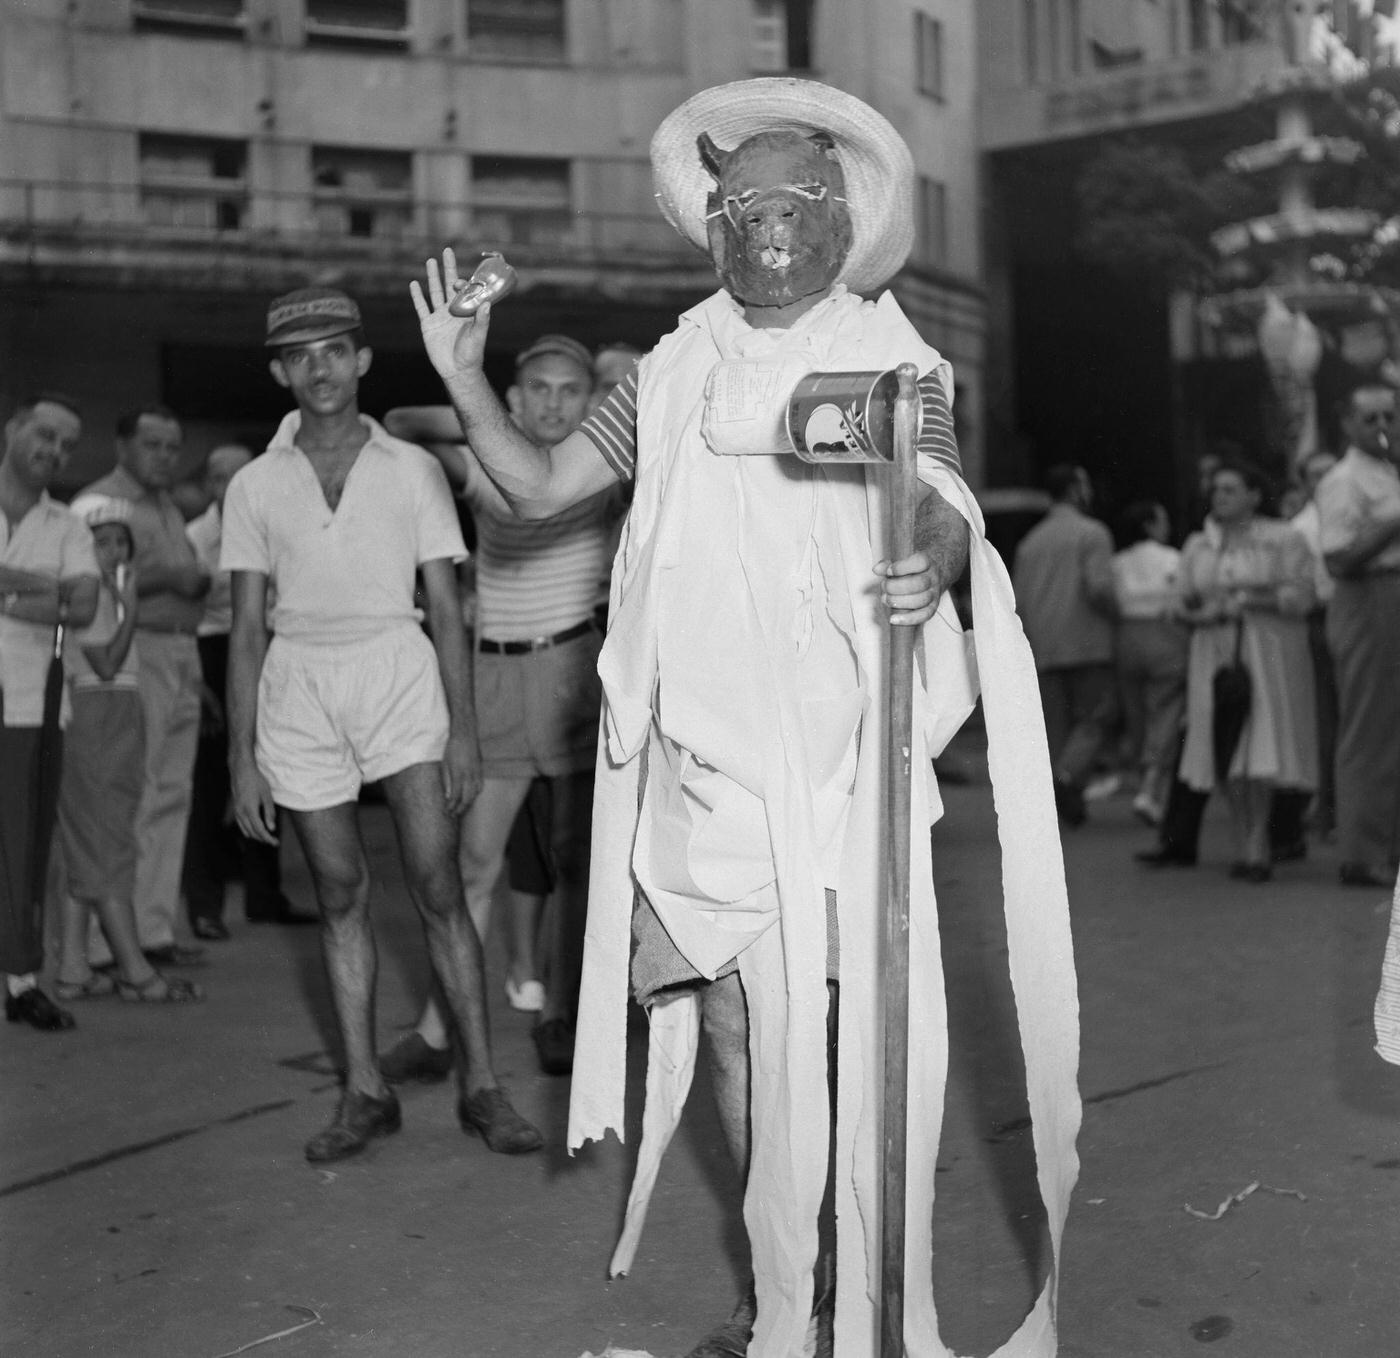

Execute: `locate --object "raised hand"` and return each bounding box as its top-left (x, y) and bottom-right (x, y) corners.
top-left (409, 247), bottom-right (492, 381)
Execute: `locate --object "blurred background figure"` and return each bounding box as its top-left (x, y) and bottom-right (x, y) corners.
top-left (590, 342), bottom-right (643, 409)
top-left (1176, 462), bottom-right (1316, 882)
top-left (1111, 500), bottom-right (1187, 826)
top-left (54, 498), bottom-right (202, 1005)
top-left (1317, 382), bottom-right (1400, 888)
top-left (0, 392), bottom-right (96, 1032)
top-left (74, 406), bottom-right (210, 970)
top-left (1013, 462), bottom-right (1119, 827)
top-left (182, 445), bottom-right (310, 938)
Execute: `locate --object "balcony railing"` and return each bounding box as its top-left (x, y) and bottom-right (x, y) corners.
top-left (0, 176), bottom-right (706, 284)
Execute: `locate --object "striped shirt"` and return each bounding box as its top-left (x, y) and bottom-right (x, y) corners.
top-left (460, 457), bottom-right (619, 642)
top-left (579, 369), bottom-right (961, 482)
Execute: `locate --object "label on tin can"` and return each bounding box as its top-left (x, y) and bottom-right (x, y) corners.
top-left (786, 370), bottom-right (914, 464)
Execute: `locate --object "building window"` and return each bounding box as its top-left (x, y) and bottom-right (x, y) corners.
top-left (133, 0), bottom-right (245, 37)
top-left (915, 12), bottom-right (944, 100)
top-left (1022, 0), bottom-right (1037, 81)
top-left (312, 147), bottom-right (414, 239)
top-left (1188, 0), bottom-right (1209, 51)
top-left (751, 0), bottom-right (814, 73)
top-left (305, 0), bottom-right (409, 51)
top-left (139, 133), bottom-right (247, 230)
top-left (466, 0), bottom-right (566, 63)
top-left (471, 156), bottom-right (572, 247)
top-left (914, 175), bottom-right (947, 269)
top-left (1218, 0), bottom-right (1266, 45)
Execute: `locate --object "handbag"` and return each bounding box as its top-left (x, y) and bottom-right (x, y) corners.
top-left (1211, 616), bottom-right (1251, 782)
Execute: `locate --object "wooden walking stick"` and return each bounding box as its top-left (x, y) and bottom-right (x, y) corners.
top-left (787, 360), bottom-right (923, 1355)
top-left (880, 362), bottom-right (920, 1358)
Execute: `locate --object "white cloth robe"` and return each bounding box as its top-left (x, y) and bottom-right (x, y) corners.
top-left (568, 287), bottom-right (1082, 1358)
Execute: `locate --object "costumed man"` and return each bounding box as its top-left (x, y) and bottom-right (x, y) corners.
top-left (410, 79), bottom-right (1081, 1358)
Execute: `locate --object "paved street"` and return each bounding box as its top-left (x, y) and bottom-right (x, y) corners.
top-left (3, 743), bottom-right (1398, 1358)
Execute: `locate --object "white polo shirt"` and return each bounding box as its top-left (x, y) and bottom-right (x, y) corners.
top-left (220, 412), bottom-right (466, 646)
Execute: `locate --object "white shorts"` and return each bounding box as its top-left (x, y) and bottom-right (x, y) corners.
top-left (257, 626), bottom-right (449, 812)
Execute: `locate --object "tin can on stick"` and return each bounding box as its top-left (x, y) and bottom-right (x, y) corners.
top-left (785, 369), bottom-right (919, 465)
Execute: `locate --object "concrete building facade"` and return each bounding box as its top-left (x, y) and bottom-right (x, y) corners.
top-left (0, 0), bottom-right (986, 488)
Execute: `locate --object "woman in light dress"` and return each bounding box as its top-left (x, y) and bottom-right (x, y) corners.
top-left (1177, 462), bottom-right (1317, 882)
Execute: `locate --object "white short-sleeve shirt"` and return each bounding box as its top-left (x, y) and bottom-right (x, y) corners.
top-left (220, 412), bottom-right (467, 646)
top-left (1315, 447), bottom-right (1400, 574)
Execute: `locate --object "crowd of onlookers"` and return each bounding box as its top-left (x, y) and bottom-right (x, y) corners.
top-left (1013, 379), bottom-right (1400, 889)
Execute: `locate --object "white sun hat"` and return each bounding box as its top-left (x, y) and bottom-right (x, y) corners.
top-left (70, 493), bottom-right (134, 532)
top-left (650, 77), bottom-right (915, 295)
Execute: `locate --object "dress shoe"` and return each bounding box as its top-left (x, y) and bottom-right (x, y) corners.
top-left (1339, 863), bottom-right (1392, 888)
top-left (683, 1289), bottom-right (756, 1358)
top-left (1230, 861), bottom-right (1272, 883)
top-left (532, 1017), bottom-right (575, 1076)
top-left (1134, 846), bottom-right (1196, 868)
top-left (304, 1089), bottom-right (402, 1163)
top-left (1270, 839), bottom-right (1308, 864)
top-left (142, 943), bottom-right (207, 968)
top-left (191, 917), bottom-right (231, 941)
top-left (379, 1032), bottom-right (454, 1084)
top-left (5, 987), bottom-right (76, 1031)
top-left (457, 1087), bottom-right (543, 1154)
top-left (1052, 778), bottom-right (1086, 828)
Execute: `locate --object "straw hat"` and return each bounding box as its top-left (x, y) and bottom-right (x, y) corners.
top-left (71, 494), bottom-right (133, 532)
top-left (650, 78), bottom-right (915, 295)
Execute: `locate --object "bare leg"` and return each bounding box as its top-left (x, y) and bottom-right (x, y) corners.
top-left (287, 802), bottom-right (386, 1100)
top-left (506, 888), bottom-right (545, 991)
top-left (58, 895), bottom-right (158, 989)
top-left (538, 769), bottom-right (594, 1026)
top-left (700, 970), bottom-right (752, 1177)
top-left (408, 776), bottom-right (531, 1049)
top-left (382, 761), bottom-right (499, 1097)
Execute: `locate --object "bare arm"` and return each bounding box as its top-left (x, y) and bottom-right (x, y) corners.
top-left (1, 573), bottom-right (98, 628)
top-left (81, 571), bottom-right (140, 682)
top-left (419, 555), bottom-right (482, 815)
top-left (409, 248), bottom-right (620, 519)
top-left (878, 483), bottom-right (971, 627)
top-left (1323, 503), bottom-right (1400, 578)
top-left (227, 571), bottom-right (277, 844)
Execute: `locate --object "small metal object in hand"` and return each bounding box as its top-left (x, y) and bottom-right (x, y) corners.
top-left (448, 252), bottom-right (518, 316)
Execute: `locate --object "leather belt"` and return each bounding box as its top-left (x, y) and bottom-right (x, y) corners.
top-left (476, 618), bottom-right (595, 655)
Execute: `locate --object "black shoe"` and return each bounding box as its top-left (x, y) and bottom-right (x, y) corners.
top-left (304, 1089), bottom-right (401, 1163)
top-left (532, 1017), bottom-right (575, 1076)
top-left (457, 1087), bottom-right (543, 1154)
top-left (379, 1032), bottom-right (454, 1084)
top-left (1339, 863), bottom-right (1391, 888)
top-left (1271, 839), bottom-right (1308, 864)
top-left (683, 1289), bottom-right (757, 1358)
top-left (191, 917), bottom-right (231, 941)
top-left (143, 943), bottom-right (207, 968)
top-left (5, 988), bottom-right (76, 1031)
top-left (1052, 778), bottom-right (1087, 828)
top-left (1134, 846), bottom-right (1196, 868)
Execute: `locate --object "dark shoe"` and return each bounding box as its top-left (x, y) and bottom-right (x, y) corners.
top-left (457, 1087), bottom-right (543, 1154)
top-left (1244, 863), bottom-right (1273, 884)
top-left (246, 893), bottom-right (319, 925)
top-left (1135, 846), bottom-right (1196, 868)
top-left (304, 1089), bottom-right (402, 1164)
top-left (143, 943), bottom-right (207, 968)
top-left (1228, 860), bottom-right (1251, 880)
top-left (115, 972), bottom-right (204, 1003)
top-left (1270, 839), bottom-right (1308, 864)
top-left (532, 1017), bottom-right (575, 1076)
top-left (1052, 778), bottom-right (1086, 828)
top-left (191, 917), bottom-right (231, 941)
top-left (684, 1290), bottom-right (757, 1358)
top-left (5, 988), bottom-right (76, 1031)
top-left (1339, 863), bottom-right (1392, 888)
top-left (379, 1032), bottom-right (454, 1084)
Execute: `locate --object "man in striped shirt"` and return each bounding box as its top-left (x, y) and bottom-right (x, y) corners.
top-left (382, 334), bottom-right (619, 1081)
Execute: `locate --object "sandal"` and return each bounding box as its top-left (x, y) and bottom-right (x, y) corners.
top-left (115, 972), bottom-right (205, 1004)
top-left (53, 973), bottom-right (117, 1001)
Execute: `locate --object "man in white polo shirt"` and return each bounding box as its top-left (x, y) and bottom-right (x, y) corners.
top-left (223, 287), bottom-right (541, 1162)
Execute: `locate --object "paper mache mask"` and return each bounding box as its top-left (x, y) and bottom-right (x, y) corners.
top-left (699, 128), bottom-right (854, 309)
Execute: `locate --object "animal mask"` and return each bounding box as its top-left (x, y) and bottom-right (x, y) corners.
top-left (699, 128), bottom-right (854, 310)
